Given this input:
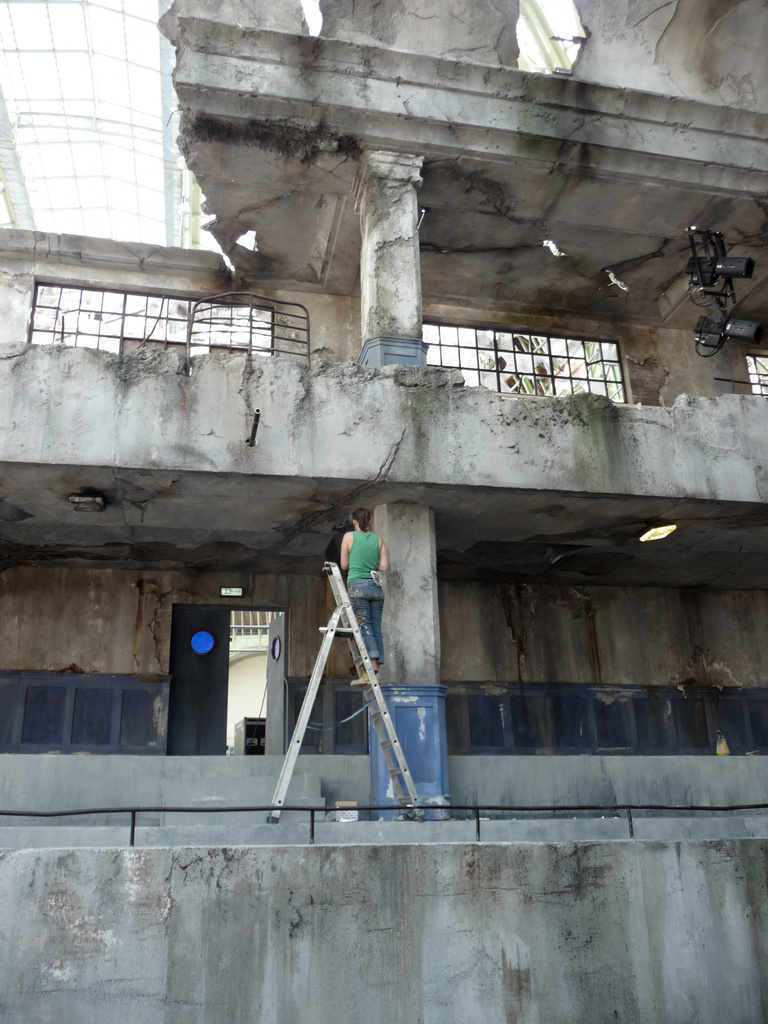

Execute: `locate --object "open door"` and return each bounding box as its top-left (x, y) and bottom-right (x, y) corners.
top-left (265, 613), bottom-right (287, 754)
top-left (167, 604), bottom-right (231, 755)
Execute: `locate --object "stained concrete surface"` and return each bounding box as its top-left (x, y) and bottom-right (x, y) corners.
top-left (319, 0), bottom-right (520, 67)
top-left (4, 752), bottom-right (768, 848)
top-left (4, 564), bottom-right (768, 694)
top-left (2, 345), bottom-right (768, 586)
top-left (573, 0), bottom-right (768, 114)
top-left (2, 839), bottom-right (768, 1022)
top-left (164, 6), bottom-right (768, 328)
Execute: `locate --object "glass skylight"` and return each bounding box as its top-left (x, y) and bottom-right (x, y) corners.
top-left (0, 0), bottom-right (181, 244)
top-left (0, 0), bottom-right (582, 248)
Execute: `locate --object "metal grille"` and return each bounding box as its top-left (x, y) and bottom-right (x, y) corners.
top-left (746, 354), bottom-right (768, 396)
top-left (28, 283), bottom-right (310, 366)
top-left (29, 283), bottom-right (189, 352)
top-left (424, 324), bottom-right (625, 402)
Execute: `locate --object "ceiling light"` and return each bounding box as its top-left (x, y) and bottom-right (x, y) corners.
top-left (639, 524), bottom-right (676, 542)
top-left (543, 239), bottom-right (566, 257)
top-left (68, 493), bottom-right (106, 512)
top-left (605, 270), bottom-right (629, 291)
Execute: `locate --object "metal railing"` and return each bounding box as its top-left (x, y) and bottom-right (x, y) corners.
top-left (186, 291), bottom-right (309, 369)
top-left (3, 801), bottom-right (768, 848)
top-left (28, 283), bottom-right (310, 371)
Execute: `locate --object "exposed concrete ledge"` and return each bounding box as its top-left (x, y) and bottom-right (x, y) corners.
top-left (172, 21), bottom-right (768, 194)
top-left (0, 229), bottom-right (232, 281)
top-left (1, 345), bottom-right (768, 508)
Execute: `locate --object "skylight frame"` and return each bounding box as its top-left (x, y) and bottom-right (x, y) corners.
top-left (0, 0), bottom-right (182, 244)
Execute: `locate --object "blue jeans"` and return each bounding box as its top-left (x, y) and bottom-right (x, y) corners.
top-left (348, 578), bottom-right (384, 662)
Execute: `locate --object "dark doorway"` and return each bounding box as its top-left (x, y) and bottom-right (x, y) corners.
top-left (167, 604), bottom-right (231, 755)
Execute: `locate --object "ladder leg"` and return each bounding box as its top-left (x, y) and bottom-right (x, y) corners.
top-left (266, 605), bottom-right (342, 822)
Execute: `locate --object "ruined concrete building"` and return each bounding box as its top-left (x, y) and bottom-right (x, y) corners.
top-left (2, 0), bottom-right (768, 1019)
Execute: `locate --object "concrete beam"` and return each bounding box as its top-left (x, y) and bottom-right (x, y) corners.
top-left (171, 23), bottom-right (768, 194)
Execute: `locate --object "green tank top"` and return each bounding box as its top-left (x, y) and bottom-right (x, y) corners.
top-left (347, 531), bottom-right (380, 582)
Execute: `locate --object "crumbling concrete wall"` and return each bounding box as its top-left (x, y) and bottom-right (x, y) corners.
top-left (160, 0), bottom-right (308, 45)
top-left (319, 0), bottom-right (520, 67)
top-left (573, 0), bottom-right (768, 114)
top-left (4, 564), bottom-right (767, 693)
top-left (3, 346), bottom-right (767, 504)
top-left (2, 839), bottom-right (768, 1023)
top-left (439, 579), bottom-right (768, 689)
top-left (0, 566), bottom-right (350, 679)
top-left (0, 229), bottom-right (751, 399)
top-left (0, 230), bottom-right (231, 356)
top-left (0, 230), bottom-right (361, 364)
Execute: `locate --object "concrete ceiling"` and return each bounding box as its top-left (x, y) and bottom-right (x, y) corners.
top-left (169, 20), bottom-right (768, 333)
top-left (193, 146), bottom-right (768, 331)
top-left (3, 462), bottom-right (768, 589)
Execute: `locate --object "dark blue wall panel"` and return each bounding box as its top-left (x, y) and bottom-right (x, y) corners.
top-left (0, 672), bottom-right (169, 754)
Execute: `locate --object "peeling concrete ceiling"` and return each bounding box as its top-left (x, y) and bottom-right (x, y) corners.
top-left (3, 463), bottom-right (768, 589)
top-left (166, 9), bottom-right (768, 334)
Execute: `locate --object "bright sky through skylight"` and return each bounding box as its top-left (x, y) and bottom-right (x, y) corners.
top-left (0, 0), bottom-right (580, 247)
top-left (0, 0), bottom-right (175, 244)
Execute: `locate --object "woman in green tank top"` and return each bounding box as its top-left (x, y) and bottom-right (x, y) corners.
top-left (340, 507), bottom-right (389, 671)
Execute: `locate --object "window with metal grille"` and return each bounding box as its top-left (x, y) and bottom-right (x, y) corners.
top-left (746, 354), bottom-right (768, 396)
top-left (424, 324), bottom-right (626, 402)
top-left (27, 282), bottom-right (310, 364)
top-left (29, 283), bottom-right (190, 353)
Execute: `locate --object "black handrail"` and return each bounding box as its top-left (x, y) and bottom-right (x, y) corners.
top-left (3, 801), bottom-right (768, 848)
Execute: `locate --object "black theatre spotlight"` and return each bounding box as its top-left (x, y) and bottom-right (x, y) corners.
top-left (715, 256), bottom-right (754, 279)
top-left (723, 318), bottom-right (763, 344)
top-left (686, 227), bottom-right (762, 357)
top-left (694, 316), bottom-right (724, 349)
top-left (694, 314), bottom-right (763, 352)
top-left (686, 255), bottom-right (755, 287)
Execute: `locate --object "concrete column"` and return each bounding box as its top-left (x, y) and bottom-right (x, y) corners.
top-left (354, 151), bottom-right (428, 367)
top-left (371, 504), bottom-right (448, 818)
top-left (373, 504), bottom-right (440, 686)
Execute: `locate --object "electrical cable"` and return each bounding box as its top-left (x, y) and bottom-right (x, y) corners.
top-left (305, 701), bottom-right (372, 732)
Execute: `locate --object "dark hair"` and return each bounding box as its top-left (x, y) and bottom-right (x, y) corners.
top-left (352, 507), bottom-right (372, 531)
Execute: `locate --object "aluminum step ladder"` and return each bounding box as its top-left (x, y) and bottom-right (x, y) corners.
top-left (267, 561), bottom-right (422, 822)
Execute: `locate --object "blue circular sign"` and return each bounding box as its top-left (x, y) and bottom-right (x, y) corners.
top-left (271, 635), bottom-right (282, 661)
top-left (190, 630), bottom-right (216, 655)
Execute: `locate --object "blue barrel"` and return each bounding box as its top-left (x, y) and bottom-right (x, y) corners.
top-left (369, 684), bottom-right (450, 820)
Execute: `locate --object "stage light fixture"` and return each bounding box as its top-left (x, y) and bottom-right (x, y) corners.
top-left (694, 314), bottom-right (763, 352)
top-left (686, 228), bottom-right (762, 357)
top-left (723, 318), bottom-right (763, 344)
top-left (686, 255), bottom-right (754, 286)
top-left (694, 316), bottom-right (725, 349)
